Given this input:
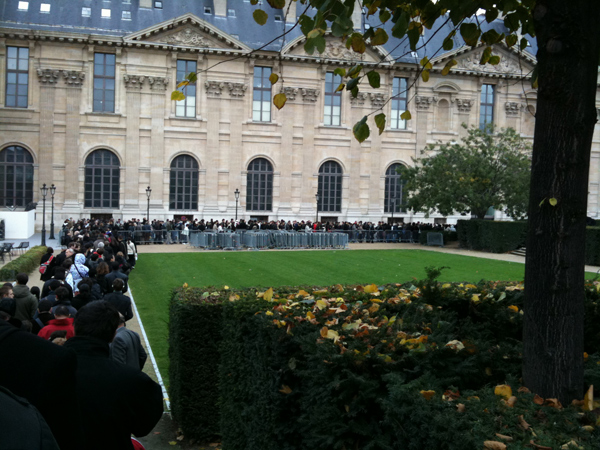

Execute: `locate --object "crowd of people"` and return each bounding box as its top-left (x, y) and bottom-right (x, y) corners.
top-left (0, 229), bottom-right (161, 449)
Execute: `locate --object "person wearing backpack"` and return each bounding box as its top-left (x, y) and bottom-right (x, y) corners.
top-left (39, 247), bottom-right (55, 282)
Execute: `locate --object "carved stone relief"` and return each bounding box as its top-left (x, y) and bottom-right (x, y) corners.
top-left (148, 77), bottom-right (169, 91)
top-left (369, 93), bottom-right (386, 108)
top-left (322, 41), bottom-right (364, 61)
top-left (163, 28), bottom-right (211, 47)
top-left (37, 68), bottom-right (60, 85)
top-left (123, 74), bottom-right (145, 90)
top-left (455, 51), bottom-right (523, 75)
top-left (505, 102), bottom-right (521, 116)
top-left (455, 98), bottom-right (474, 112)
top-left (301, 88), bottom-right (319, 103)
top-left (415, 96), bottom-right (435, 110)
top-left (226, 82), bottom-right (247, 97)
top-left (281, 87), bottom-right (298, 101)
top-left (62, 70), bottom-right (85, 87)
top-left (349, 92), bottom-right (367, 106)
top-left (205, 80), bottom-right (224, 97)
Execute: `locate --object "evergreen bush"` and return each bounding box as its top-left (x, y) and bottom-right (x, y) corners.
top-left (456, 220), bottom-right (527, 253)
top-left (0, 245), bottom-right (46, 281)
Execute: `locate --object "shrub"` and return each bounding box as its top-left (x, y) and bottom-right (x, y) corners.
top-left (457, 220), bottom-right (527, 253)
top-left (0, 245), bottom-right (46, 281)
top-left (585, 227), bottom-right (600, 265)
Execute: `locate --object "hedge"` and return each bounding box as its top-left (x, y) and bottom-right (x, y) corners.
top-left (0, 245), bottom-right (47, 281)
top-left (456, 220), bottom-right (528, 253)
top-left (169, 278), bottom-right (600, 449)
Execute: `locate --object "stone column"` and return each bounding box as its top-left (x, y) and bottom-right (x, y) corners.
top-left (278, 87), bottom-right (297, 219)
top-left (61, 70), bottom-right (85, 213)
top-left (203, 80), bottom-right (224, 216)
top-left (36, 69), bottom-right (59, 189)
top-left (300, 88), bottom-right (319, 218)
top-left (122, 74), bottom-right (145, 215)
top-left (148, 76), bottom-right (169, 214)
top-left (348, 92), bottom-right (367, 219)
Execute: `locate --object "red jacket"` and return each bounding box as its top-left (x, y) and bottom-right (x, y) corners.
top-left (38, 318), bottom-right (75, 341)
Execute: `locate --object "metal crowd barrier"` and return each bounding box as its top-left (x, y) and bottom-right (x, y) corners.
top-left (185, 230), bottom-right (348, 250)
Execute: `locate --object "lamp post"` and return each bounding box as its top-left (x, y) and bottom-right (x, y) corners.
top-left (40, 183), bottom-right (48, 247)
top-left (315, 192), bottom-right (320, 224)
top-left (234, 188), bottom-right (240, 221)
top-left (145, 186), bottom-right (152, 222)
top-left (390, 196), bottom-right (396, 222)
top-left (49, 184), bottom-right (56, 239)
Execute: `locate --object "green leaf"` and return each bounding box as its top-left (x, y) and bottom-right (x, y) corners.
top-left (267, 0), bottom-right (285, 8)
top-left (407, 26), bottom-right (421, 50)
top-left (531, 65), bottom-right (539, 89)
top-left (480, 46), bottom-right (492, 64)
top-left (370, 28), bottom-right (389, 46)
top-left (488, 55), bottom-right (500, 65)
top-left (299, 15), bottom-right (314, 35)
top-left (347, 77), bottom-right (360, 91)
top-left (400, 110), bottom-right (411, 121)
top-left (374, 113), bottom-right (386, 135)
top-left (273, 93), bottom-right (287, 110)
top-left (333, 68), bottom-right (347, 77)
top-left (307, 29), bottom-right (322, 39)
top-left (421, 70), bottom-right (430, 82)
top-left (315, 35), bottom-right (326, 54)
top-left (485, 8), bottom-right (499, 23)
top-left (391, 11), bottom-right (409, 39)
top-left (269, 73), bottom-right (279, 84)
top-left (549, 197), bottom-right (558, 206)
top-left (350, 86), bottom-right (359, 98)
top-left (505, 34), bottom-right (518, 47)
top-left (366, 71), bottom-right (380, 88)
top-left (441, 59), bottom-right (457, 76)
top-left (442, 37), bottom-right (454, 51)
top-left (379, 10), bottom-right (391, 23)
top-left (481, 29), bottom-right (503, 45)
top-left (171, 90), bottom-right (186, 101)
top-left (350, 33), bottom-right (366, 53)
top-left (420, 56), bottom-right (432, 70)
top-left (186, 72), bottom-right (197, 83)
top-left (304, 38), bottom-right (316, 55)
top-left (460, 23), bottom-right (480, 47)
top-left (347, 64), bottom-right (363, 78)
top-left (353, 116), bottom-right (370, 143)
top-left (539, 198), bottom-right (546, 207)
top-left (176, 80), bottom-right (189, 89)
top-left (335, 83), bottom-right (345, 93)
top-left (520, 37), bottom-right (529, 51)
top-left (250, 0), bottom-right (259, 4)
top-left (253, 9), bottom-right (268, 26)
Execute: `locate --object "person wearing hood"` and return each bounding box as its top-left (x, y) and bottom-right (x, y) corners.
top-left (70, 253), bottom-right (89, 294)
top-left (13, 273), bottom-right (38, 324)
top-left (38, 305), bottom-right (75, 341)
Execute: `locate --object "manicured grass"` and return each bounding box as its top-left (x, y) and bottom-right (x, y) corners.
top-left (130, 249), bottom-right (530, 386)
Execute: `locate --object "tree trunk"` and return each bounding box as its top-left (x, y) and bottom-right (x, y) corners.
top-left (523, 0), bottom-right (600, 404)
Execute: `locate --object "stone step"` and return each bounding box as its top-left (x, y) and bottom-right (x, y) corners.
top-left (511, 247), bottom-right (526, 257)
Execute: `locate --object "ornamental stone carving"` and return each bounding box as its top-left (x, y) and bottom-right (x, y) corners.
top-left (415, 96), bottom-right (434, 110)
top-left (455, 51), bottom-right (522, 75)
top-left (164, 28), bottom-right (210, 47)
top-left (37, 68), bottom-right (60, 85)
top-left (148, 76), bottom-right (169, 91)
top-left (123, 74), bottom-right (145, 90)
top-left (455, 98), bottom-right (474, 112)
top-left (322, 41), bottom-right (364, 61)
top-left (301, 88), bottom-right (319, 103)
top-left (226, 82), bottom-right (247, 97)
top-left (205, 80), bottom-right (224, 97)
top-left (369, 93), bottom-right (386, 108)
top-left (505, 102), bottom-right (521, 116)
top-left (349, 92), bottom-right (367, 106)
top-left (281, 87), bottom-right (298, 101)
top-left (62, 70), bottom-right (85, 87)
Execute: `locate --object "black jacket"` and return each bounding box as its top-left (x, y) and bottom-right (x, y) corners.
top-left (103, 292), bottom-right (133, 322)
top-left (64, 336), bottom-right (163, 450)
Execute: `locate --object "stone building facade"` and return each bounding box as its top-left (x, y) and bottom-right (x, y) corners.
top-left (0, 0), bottom-right (598, 226)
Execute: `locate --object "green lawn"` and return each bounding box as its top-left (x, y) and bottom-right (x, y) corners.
top-left (129, 248), bottom-right (534, 385)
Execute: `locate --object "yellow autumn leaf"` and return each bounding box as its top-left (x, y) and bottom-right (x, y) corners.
top-left (316, 299), bottom-right (328, 310)
top-left (306, 311), bottom-right (315, 320)
top-left (483, 441), bottom-right (507, 450)
top-left (169, 442), bottom-right (178, 446)
top-left (471, 294), bottom-right (481, 302)
top-left (364, 284), bottom-right (379, 293)
top-left (584, 352), bottom-right (589, 361)
top-left (265, 311), bottom-right (273, 316)
top-left (279, 384), bottom-right (292, 394)
top-left (442, 283), bottom-right (451, 289)
top-left (368, 303), bottom-right (380, 314)
top-left (297, 289), bottom-right (310, 297)
top-left (229, 294), bottom-right (240, 302)
top-left (313, 289), bottom-right (329, 296)
top-left (326, 329), bottom-right (340, 342)
top-left (465, 284), bottom-right (477, 289)
top-left (584, 384), bottom-right (594, 411)
top-left (508, 305), bottom-right (519, 313)
top-left (320, 326), bottom-right (329, 338)
top-left (182, 283), bottom-right (188, 288)
top-left (223, 285), bottom-right (229, 290)
top-left (494, 384), bottom-right (513, 400)
top-left (420, 390), bottom-right (435, 400)
top-left (264, 287), bottom-right (274, 302)
top-left (273, 92), bottom-right (287, 110)
top-left (549, 197), bottom-right (558, 206)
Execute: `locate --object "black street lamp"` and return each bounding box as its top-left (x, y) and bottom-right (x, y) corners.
top-left (234, 188), bottom-right (240, 221)
top-left (40, 183), bottom-right (48, 246)
top-left (146, 186), bottom-right (152, 222)
top-left (390, 196), bottom-right (396, 222)
top-left (315, 192), bottom-right (320, 224)
top-left (49, 184), bottom-right (56, 239)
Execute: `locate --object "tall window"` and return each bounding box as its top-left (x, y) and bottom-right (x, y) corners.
top-left (246, 158), bottom-right (273, 211)
top-left (253, 66), bottom-right (272, 122)
top-left (390, 77), bottom-right (408, 129)
top-left (5, 47), bottom-right (29, 108)
top-left (93, 53), bottom-right (116, 113)
top-left (318, 161), bottom-right (342, 212)
top-left (84, 150), bottom-right (120, 208)
top-left (169, 155), bottom-right (199, 210)
top-left (0, 146), bottom-right (34, 207)
top-left (384, 163), bottom-right (406, 213)
top-left (324, 72), bottom-right (342, 126)
top-left (176, 60), bottom-right (197, 117)
top-left (479, 84), bottom-right (495, 131)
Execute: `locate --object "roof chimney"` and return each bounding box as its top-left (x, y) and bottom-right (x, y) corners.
top-left (214, 0), bottom-right (226, 17)
top-left (285, 0), bottom-right (297, 24)
top-left (351, 0), bottom-right (362, 30)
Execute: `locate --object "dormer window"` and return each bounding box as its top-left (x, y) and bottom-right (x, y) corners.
top-left (228, 9), bottom-right (235, 17)
top-left (154, 1), bottom-right (162, 8)
top-left (40, 3), bottom-right (50, 13)
top-left (101, 8), bottom-right (111, 18)
top-left (204, 6), bottom-right (211, 14)
top-left (82, 6), bottom-right (91, 17)
top-left (17, 1), bottom-right (28, 11)
top-left (122, 10), bottom-right (131, 20)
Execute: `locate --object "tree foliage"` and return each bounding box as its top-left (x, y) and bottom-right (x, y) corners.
top-left (401, 125), bottom-right (531, 221)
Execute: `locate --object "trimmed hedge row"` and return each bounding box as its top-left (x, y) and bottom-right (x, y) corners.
top-left (170, 279), bottom-right (600, 449)
top-left (456, 220), bottom-right (528, 253)
top-left (0, 245), bottom-right (46, 281)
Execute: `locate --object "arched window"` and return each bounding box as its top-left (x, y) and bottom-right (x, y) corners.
top-left (318, 161), bottom-right (342, 212)
top-left (0, 145), bottom-right (34, 207)
top-left (170, 155), bottom-right (199, 210)
top-left (246, 158), bottom-right (273, 211)
top-left (385, 163), bottom-right (405, 213)
top-left (84, 149), bottom-right (120, 208)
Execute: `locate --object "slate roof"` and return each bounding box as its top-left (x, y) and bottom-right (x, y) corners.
top-left (0, 0), bottom-right (537, 60)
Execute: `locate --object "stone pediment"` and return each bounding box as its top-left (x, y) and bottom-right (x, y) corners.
top-left (432, 45), bottom-right (536, 77)
top-left (124, 13), bottom-right (250, 52)
top-left (283, 35), bottom-right (392, 63)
